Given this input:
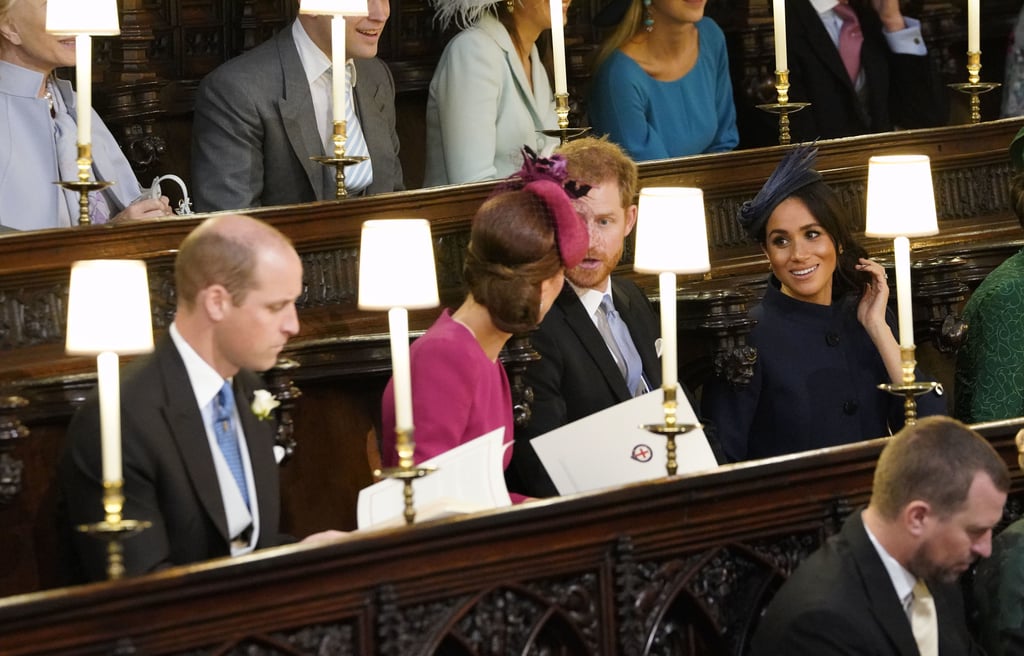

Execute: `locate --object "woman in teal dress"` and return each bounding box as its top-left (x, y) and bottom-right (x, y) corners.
top-left (587, 0), bottom-right (737, 161)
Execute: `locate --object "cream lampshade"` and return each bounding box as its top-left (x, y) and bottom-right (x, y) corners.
top-left (358, 219), bottom-right (439, 435)
top-left (864, 154), bottom-right (939, 350)
top-left (299, 0), bottom-right (369, 15)
top-left (45, 0), bottom-right (120, 35)
top-left (633, 187), bottom-right (711, 390)
top-left (66, 260), bottom-right (154, 486)
top-left (864, 155), bottom-right (938, 239)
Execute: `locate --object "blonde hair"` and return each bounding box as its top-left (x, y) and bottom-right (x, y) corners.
top-left (593, 0), bottom-right (644, 71)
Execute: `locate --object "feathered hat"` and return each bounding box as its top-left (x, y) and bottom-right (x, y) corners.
top-left (737, 145), bottom-right (822, 240)
top-left (495, 146), bottom-right (590, 268)
top-left (430, 0), bottom-right (499, 31)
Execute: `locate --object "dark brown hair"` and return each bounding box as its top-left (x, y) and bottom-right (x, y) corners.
top-left (758, 181), bottom-right (870, 301)
top-left (465, 189), bottom-right (562, 333)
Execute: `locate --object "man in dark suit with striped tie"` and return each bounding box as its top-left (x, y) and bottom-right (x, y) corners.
top-left (60, 214), bottom-right (343, 582)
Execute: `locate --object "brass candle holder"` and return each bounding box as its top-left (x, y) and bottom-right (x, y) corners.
top-left (756, 70), bottom-right (810, 146)
top-left (55, 143), bottom-right (114, 227)
top-left (76, 479), bottom-right (151, 580)
top-left (540, 93), bottom-right (590, 145)
top-left (374, 426), bottom-right (435, 525)
top-left (877, 346), bottom-right (938, 426)
top-left (311, 120), bottom-right (369, 200)
top-left (641, 385), bottom-right (702, 477)
top-left (948, 52), bottom-right (1000, 125)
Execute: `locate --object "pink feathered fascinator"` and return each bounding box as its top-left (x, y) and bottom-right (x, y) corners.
top-left (495, 147), bottom-right (590, 269)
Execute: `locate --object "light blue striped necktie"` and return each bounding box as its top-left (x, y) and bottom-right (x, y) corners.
top-left (337, 61), bottom-right (373, 194)
top-left (212, 382), bottom-right (249, 508)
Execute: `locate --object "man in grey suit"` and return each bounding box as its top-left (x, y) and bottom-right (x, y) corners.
top-left (60, 214), bottom-right (343, 581)
top-left (191, 0), bottom-right (403, 212)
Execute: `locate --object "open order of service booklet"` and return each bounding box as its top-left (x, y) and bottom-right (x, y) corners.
top-left (357, 427), bottom-right (511, 529)
top-left (530, 386), bottom-right (719, 495)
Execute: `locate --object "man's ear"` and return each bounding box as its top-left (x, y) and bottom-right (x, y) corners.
top-left (624, 204), bottom-right (638, 237)
top-left (903, 500), bottom-right (932, 538)
top-left (201, 285), bottom-right (231, 322)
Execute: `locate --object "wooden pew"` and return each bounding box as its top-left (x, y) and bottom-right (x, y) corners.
top-left (0, 118), bottom-right (1021, 600)
top-left (1, 418), bottom-right (1021, 655)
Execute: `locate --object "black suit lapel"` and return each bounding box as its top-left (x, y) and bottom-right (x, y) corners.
top-left (790, 0), bottom-right (857, 91)
top-left (845, 512), bottom-right (920, 655)
top-left (275, 28), bottom-right (326, 199)
top-left (557, 286), bottom-right (632, 402)
top-left (157, 339), bottom-right (232, 545)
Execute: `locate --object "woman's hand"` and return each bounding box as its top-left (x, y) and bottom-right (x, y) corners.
top-left (856, 257), bottom-right (903, 384)
top-left (109, 196), bottom-right (174, 224)
top-left (855, 258), bottom-right (890, 331)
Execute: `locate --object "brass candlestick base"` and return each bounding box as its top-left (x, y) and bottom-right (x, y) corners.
top-left (540, 93), bottom-right (590, 145)
top-left (948, 53), bottom-right (999, 124)
top-left (76, 479), bottom-right (151, 580)
top-left (877, 346), bottom-right (938, 426)
top-left (756, 70), bottom-right (810, 145)
top-left (310, 120), bottom-right (369, 200)
top-left (55, 144), bottom-right (114, 227)
top-left (373, 426), bottom-right (436, 525)
top-left (640, 386), bottom-right (702, 476)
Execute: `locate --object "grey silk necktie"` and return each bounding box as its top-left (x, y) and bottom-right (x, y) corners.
top-left (596, 295), bottom-right (644, 396)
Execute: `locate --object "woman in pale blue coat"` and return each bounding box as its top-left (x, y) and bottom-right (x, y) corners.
top-left (424, 0), bottom-right (563, 186)
top-left (0, 0), bottom-right (169, 230)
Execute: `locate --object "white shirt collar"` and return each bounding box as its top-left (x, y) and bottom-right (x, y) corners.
top-left (864, 519), bottom-right (918, 610)
top-left (570, 280), bottom-right (613, 321)
top-left (292, 19), bottom-right (357, 87)
top-left (809, 0), bottom-right (840, 13)
top-left (292, 19), bottom-right (332, 85)
top-left (169, 322), bottom-right (230, 409)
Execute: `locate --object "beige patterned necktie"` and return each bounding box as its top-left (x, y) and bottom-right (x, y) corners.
top-left (909, 579), bottom-right (938, 656)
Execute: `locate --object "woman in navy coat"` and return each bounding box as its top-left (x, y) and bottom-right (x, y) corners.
top-left (702, 146), bottom-right (944, 462)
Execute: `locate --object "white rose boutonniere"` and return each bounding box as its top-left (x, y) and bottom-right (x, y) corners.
top-left (251, 390), bottom-right (281, 421)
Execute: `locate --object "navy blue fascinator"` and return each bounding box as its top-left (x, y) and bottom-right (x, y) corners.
top-left (738, 145), bottom-right (822, 240)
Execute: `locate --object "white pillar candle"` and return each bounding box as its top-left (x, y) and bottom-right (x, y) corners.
top-left (659, 271), bottom-right (677, 390)
top-left (894, 236), bottom-right (914, 348)
top-left (549, 0), bottom-right (568, 95)
top-left (773, 0), bottom-right (787, 72)
top-left (97, 351), bottom-right (122, 483)
top-left (967, 0), bottom-right (980, 53)
top-left (389, 307), bottom-right (414, 432)
top-left (75, 34), bottom-right (92, 145)
top-left (331, 15), bottom-right (347, 125)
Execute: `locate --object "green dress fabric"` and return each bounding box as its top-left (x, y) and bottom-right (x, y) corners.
top-left (974, 518), bottom-right (1024, 656)
top-left (955, 249), bottom-right (1024, 423)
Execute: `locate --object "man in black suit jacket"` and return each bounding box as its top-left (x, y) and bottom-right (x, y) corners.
top-left (191, 1), bottom-right (403, 211)
top-left (60, 214), bottom-right (342, 581)
top-left (507, 137), bottom-right (663, 498)
top-left (739, 0), bottom-right (947, 147)
top-left (751, 416), bottom-right (1009, 655)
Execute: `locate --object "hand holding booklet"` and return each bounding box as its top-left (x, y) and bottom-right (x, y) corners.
top-left (357, 427), bottom-right (511, 529)
top-left (530, 386), bottom-right (718, 495)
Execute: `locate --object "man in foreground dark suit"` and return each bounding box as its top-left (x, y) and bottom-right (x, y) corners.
top-left (60, 214), bottom-right (342, 581)
top-left (751, 416), bottom-right (1008, 655)
top-left (507, 137), bottom-right (663, 498)
top-left (191, 0), bottom-right (403, 211)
